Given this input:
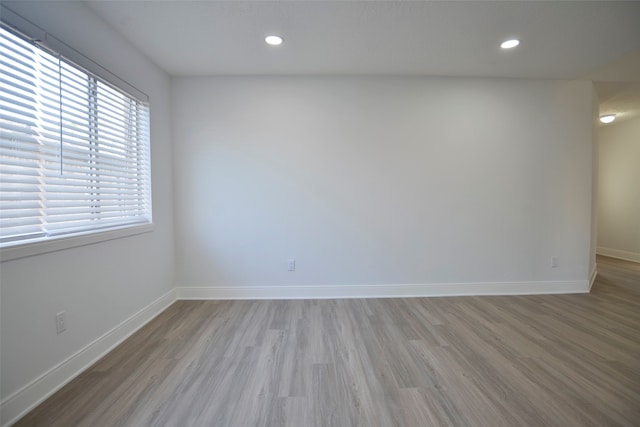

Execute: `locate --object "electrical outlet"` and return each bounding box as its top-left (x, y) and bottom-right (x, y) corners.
top-left (287, 259), bottom-right (295, 271)
top-left (551, 256), bottom-right (559, 268)
top-left (56, 311), bottom-right (67, 334)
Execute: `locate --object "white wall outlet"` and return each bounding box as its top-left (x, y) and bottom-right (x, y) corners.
top-left (287, 259), bottom-right (295, 271)
top-left (551, 256), bottom-right (559, 268)
top-left (55, 311), bottom-right (67, 334)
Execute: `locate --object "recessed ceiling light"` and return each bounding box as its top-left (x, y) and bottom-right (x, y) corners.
top-left (600, 114), bottom-right (616, 124)
top-left (500, 39), bottom-right (520, 49)
top-left (265, 35), bottom-right (284, 46)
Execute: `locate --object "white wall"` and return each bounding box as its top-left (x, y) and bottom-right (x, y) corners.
top-left (597, 117), bottom-right (640, 262)
top-left (590, 87), bottom-right (599, 283)
top-left (172, 76), bottom-right (594, 294)
top-left (0, 2), bottom-right (175, 423)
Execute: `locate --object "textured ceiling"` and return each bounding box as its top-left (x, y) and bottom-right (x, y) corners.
top-left (83, 1), bottom-right (640, 122)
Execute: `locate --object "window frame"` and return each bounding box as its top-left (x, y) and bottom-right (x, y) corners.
top-left (0, 6), bottom-right (153, 262)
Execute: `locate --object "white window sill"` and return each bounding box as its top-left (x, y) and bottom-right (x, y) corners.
top-left (0, 223), bottom-right (155, 262)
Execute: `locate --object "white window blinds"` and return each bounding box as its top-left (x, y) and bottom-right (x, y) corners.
top-left (0, 26), bottom-right (151, 248)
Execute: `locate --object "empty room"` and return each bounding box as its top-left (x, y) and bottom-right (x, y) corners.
top-left (1, 1), bottom-right (639, 426)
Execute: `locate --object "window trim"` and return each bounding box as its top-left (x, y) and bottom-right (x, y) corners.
top-left (0, 222), bottom-right (154, 262)
top-left (0, 6), bottom-right (153, 261)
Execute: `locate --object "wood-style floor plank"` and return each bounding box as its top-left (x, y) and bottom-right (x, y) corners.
top-left (14, 255), bottom-right (640, 426)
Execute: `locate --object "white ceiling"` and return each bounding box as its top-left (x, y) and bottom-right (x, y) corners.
top-left (85, 0), bottom-right (640, 120)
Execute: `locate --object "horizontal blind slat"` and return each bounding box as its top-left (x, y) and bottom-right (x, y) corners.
top-left (45, 215), bottom-right (149, 233)
top-left (0, 227), bottom-right (45, 240)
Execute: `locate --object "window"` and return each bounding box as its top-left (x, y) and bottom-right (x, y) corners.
top-left (0, 25), bottom-right (151, 252)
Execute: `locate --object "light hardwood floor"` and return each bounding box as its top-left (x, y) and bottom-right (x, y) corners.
top-left (15, 256), bottom-right (640, 426)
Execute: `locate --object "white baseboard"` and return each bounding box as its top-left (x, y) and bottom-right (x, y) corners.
top-left (1, 289), bottom-right (177, 427)
top-left (597, 247), bottom-right (640, 263)
top-left (176, 279), bottom-right (590, 300)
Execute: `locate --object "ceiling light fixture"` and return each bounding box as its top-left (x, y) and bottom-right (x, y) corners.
top-left (265, 35), bottom-right (284, 46)
top-left (600, 114), bottom-right (616, 124)
top-left (500, 39), bottom-right (520, 49)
